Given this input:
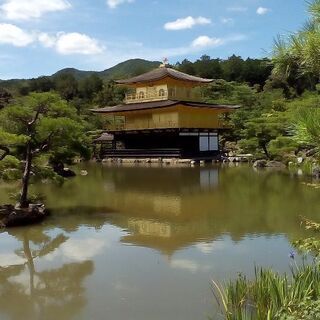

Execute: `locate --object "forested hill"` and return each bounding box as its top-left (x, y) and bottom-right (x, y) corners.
top-left (0, 55), bottom-right (272, 93)
top-left (52, 58), bottom-right (161, 80)
top-left (0, 58), bottom-right (161, 90)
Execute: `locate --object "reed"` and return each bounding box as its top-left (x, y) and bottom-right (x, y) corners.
top-left (212, 219), bottom-right (320, 320)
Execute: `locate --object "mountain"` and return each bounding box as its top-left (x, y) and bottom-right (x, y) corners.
top-left (0, 59), bottom-right (161, 90)
top-left (52, 59), bottom-right (161, 81)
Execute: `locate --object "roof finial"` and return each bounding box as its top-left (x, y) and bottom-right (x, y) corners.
top-left (160, 57), bottom-right (169, 68)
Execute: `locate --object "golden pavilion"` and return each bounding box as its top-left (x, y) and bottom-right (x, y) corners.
top-left (92, 62), bottom-right (238, 159)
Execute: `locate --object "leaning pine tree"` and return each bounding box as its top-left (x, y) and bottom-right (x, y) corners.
top-left (0, 92), bottom-right (89, 209)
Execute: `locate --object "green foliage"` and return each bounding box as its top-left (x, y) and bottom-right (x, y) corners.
top-left (239, 113), bottom-right (289, 158)
top-left (294, 106), bottom-right (320, 149)
top-left (0, 155), bottom-right (21, 181)
top-left (0, 155), bottom-right (20, 169)
top-left (176, 55), bottom-right (272, 86)
top-left (213, 219), bottom-right (320, 320)
top-left (94, 80), bottom-right (127, 106)
top-left (78, 74), bottom-right (103, 101)
top-left (214, 265), bottom-right (320, 320)
top-left (0, 129), bottom-right (28, 146)
top-left (53, 73), bottom-right (78, 101)
top-left (294, 219), bottom-right (320, 257)
top-left (272, 0), bottom-right (320, 88)
top-left (0, 87), bottom-right (12, 108)
top-left (0, 92), bottom-right (90, 204)
top-left (269, 136), bottom-right (297, 159)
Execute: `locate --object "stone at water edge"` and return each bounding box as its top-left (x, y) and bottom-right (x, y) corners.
top-left (0, 203), bottom-right (48, 228)
top-left (312, 167), bottom-right (320, 178)
top-left (265, 161), bottom-right (287, 169)
top-left (253, 160), bottom-right (268, 168)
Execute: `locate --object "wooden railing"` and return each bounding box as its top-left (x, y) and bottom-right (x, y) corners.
top-left (125, 90), bottom-right (201, 104)
top-left (125, 91), bottom-right (168, 103)
top-left (105, 120), bottom-right (228, 131)
top-left (106, 120), bottom-right (179, 131)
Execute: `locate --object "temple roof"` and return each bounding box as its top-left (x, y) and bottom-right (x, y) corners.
top-left (91, 100), bottom-right (239, 114)
top-left (116, 67), bottom-right (213, 85)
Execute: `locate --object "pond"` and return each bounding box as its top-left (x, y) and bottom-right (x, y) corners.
top-left (0, 163), bottom-right (319, 320)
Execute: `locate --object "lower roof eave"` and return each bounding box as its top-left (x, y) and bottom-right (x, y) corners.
top-left (90, 100), bottom-right (240, 114)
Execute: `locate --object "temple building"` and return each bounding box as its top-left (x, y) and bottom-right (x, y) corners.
top-left (92, 63), bottom-right (239, 159)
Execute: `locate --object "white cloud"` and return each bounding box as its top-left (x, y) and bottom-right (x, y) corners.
top-left (61, 238), bottom-right (107, 261)
top-left (191, 35), bottom-right (223, 48)
top-left (0, 25), bottom-right (105, 56)
top-left (170, 259), bottom-right (211, 273)
top-left (0, 23), bottom-right (34, 46)
top-left (257, 7), bottom-right (270, 15)
top-left (45, 32), bottom-right (105, 55)
top-left (0, 0), bottom-right (71, 21)
top-left (107, 0), bottom-right (134, 9)
top-left (0, 252), bottom-right (25, 267)
top-left (164, 16), bottom-right (211, 31)
top-left (44, 237), bottom-right (108, 262)
top-left (55, 33), bottom-right (104, 55)
top-left (38, 32), bottom-right (56, 48)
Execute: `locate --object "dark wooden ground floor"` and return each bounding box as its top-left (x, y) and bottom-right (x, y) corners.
top-left (94, 129), bottom-right (222, 159)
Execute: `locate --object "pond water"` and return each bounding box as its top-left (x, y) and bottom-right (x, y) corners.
top-left (0, 164), bottom-right (319, 320)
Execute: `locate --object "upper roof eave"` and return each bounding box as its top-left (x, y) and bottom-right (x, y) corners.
top-left (115, 67), bottom-right (213, 85)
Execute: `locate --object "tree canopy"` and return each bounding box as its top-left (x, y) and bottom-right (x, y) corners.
top-left (0, 92), bottom-right (90, 207)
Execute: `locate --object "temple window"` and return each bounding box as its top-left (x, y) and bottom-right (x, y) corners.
top-left (138, 91), bottom-right (145, 99)
top-left (159, 89), bottom-right (166, 97)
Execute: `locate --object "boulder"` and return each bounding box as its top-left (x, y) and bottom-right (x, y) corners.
top-left (266, 161), bottom-right (286, 169)
top-left (306, 149), bottom-right (317, 157)
top-left (53, 162), bottom-right (76, 178)
top-left (0, 203), bottom-right (48, 228)
top-left (253, 160), bottom-right (268, 168)
top-left (312, 167), bottom-right (320, 178)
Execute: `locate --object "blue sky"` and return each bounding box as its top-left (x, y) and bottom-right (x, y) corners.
top-left (0, 0), bottom-right (308, 79)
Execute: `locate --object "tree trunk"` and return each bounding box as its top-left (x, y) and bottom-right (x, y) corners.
top-left (20, 143), bottom-right (32, 208)
top-left (261, 143), bottom-right (270, 159)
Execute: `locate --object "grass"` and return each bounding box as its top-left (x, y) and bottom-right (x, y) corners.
top-left (212, 219), bottom-right (320, 320)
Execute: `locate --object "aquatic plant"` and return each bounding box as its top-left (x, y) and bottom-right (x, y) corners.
top-left (212, 218), bottom-right (320, 320)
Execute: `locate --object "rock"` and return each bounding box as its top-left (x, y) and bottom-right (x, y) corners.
top-left (312, 167), bottom-right (320, 178)
top-left (80, 170), bottom-right (88, 176)
top-left (297, 157), bottom-right (304, 164)
top-left (0, 203), bottom-right (48, 228)
top-left (306, 148), bottom-right (317, 157)
top-left (53, 162), bottom-right (76, 178)
top-left (253, 160), bottom-right (268, 168)
top-left (266, 161), bottom-right (286, 169)
top-left (61, 168), bottom-right (76, 177)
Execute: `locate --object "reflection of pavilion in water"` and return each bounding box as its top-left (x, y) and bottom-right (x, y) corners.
top-left (103, 166), bottom-right (225, 255)
top-left (106, 165), bottom-right (219, 216)
top-left (99, 165), bottom-right (309, 255)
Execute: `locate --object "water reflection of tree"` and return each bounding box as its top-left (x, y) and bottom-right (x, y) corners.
top-left (0, 229), bottom-right (93, 320)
